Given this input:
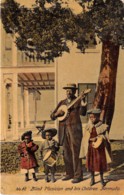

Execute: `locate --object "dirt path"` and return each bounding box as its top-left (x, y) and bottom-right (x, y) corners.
top-left (1, 171), bottom-right (124, 195)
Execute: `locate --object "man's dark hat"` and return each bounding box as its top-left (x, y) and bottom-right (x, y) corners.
top-left (87, 108), bottom-right (101, 115)
top-left (21, 131), bottom-right (32, 141)
top-left (42, 128), bottom-right (57, 139)
top-left (63, 83), bottom-right (78, 90)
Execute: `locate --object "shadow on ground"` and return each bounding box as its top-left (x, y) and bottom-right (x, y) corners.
top-left (81, 144), bottom-right (124, 184)
top-left (105, 149), bottom-right (124, 182)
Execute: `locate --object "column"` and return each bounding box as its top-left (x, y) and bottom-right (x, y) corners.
top-left (54, 59), bottom-right (58, 128)
top-left (34, 97), bottom-right (37, 125)
top-left (0, 74), bottom-right (7, 140)
top-left (12, 34), bottom-right (18, 67)
top-left (12, 73), bottom-right (19, 140)
top-left (20, 85), bottom-right (24, 128)
top-left (55, 59), bottom-right (58, 106)
top-left (24, 88), bottom-right (30, 127)
top-left (6, 84), bottom-right (12, 130)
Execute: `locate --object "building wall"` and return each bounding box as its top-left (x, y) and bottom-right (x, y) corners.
top-left (57, 42), bottom-right (124, 140)
top-left (0, 26), bottom-right (55, 141)
top-left (17, 89), bottom-right (54, 124)
top-left (57, 42), bottom-right (101, 100)
top-left (29, 90), bottom-right (55, 122)
top-left (110, 49), bottom-right (124, 139)
top-left (1, 25), bottom-right (124, 140)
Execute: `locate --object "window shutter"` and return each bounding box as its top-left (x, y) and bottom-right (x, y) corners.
top-left (78, 83), bottom-right (96, 123)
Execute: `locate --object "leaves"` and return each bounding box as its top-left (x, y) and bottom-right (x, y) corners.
top-left (1, 0), bottom-right (124, 59)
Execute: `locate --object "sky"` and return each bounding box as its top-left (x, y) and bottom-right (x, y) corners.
top-left (14, 0), bottom-right (83, 14)
top-left (14, 0), bottom-right (36, 7)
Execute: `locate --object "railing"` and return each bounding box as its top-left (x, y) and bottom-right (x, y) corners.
top-left (17, 51), bottom-right (55, 66)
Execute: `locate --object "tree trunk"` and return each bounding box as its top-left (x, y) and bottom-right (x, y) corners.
top-left (93, 41), bottom-right (120, 131)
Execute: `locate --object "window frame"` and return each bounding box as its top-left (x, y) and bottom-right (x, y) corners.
top-left (78, 83), bottom-right (96, 123)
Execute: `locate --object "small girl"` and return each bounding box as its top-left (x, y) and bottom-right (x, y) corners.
top-left (40, 128), bottom-right (59, 182)
top-left (18, 131), bottom-right (39, 181)
top-left (79, 108), bottom-right (112, 187)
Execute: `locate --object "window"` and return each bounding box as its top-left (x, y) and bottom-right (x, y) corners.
top-left (78, 83), bottom-right (96, 123)
top-left (5, 34), bottom-right (12, 50)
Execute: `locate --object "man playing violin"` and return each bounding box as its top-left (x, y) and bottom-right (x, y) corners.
top-left (50, 83), bottom-right (87, 183)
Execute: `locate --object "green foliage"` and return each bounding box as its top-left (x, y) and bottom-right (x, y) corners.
top-left (1, 0), bottom-right (21, 33)
top-left (88, 0), bottom-right (124, 45)
top-left (1, 0), bottom-right (124, 60)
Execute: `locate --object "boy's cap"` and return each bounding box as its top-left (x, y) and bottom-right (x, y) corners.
top-left (21, 131), bottom-right (32, 141)
top-left (41, 128), bottom-right (57, 139)
top-left (87, 108), bottom-right (101, 114)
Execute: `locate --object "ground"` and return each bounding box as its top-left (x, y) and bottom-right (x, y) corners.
top-left (1, 171), bottom-right (124, 195)
top-left (0, 140), bottom-right (124, 195)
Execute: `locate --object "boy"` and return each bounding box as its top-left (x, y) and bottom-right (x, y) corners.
top-left (79, 108), bottom-right (112, 187)
top-left (18, 131), bottom-right (39, 181)
top-left (40, 128), bottom-right (59, 182)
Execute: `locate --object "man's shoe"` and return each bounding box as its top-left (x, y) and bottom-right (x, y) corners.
top-left (71, 178), bottom-right (83, 183)
top-left (62, 175), bottom-right (73, 181)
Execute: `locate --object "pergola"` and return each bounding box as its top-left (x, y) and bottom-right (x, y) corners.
top-left (18, 72), bottom-right (54, 90)
top-left (1, 66), bottom-right (56, 141)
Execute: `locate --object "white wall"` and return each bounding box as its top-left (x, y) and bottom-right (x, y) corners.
top-left (56, 42), bottom-right (124, 140)
top-left (110, 49), bottom-right (124, 139)
top-left (57, 42), bottom-right (101, 100)
top-left (29, 90), bottom-right (54, 122)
